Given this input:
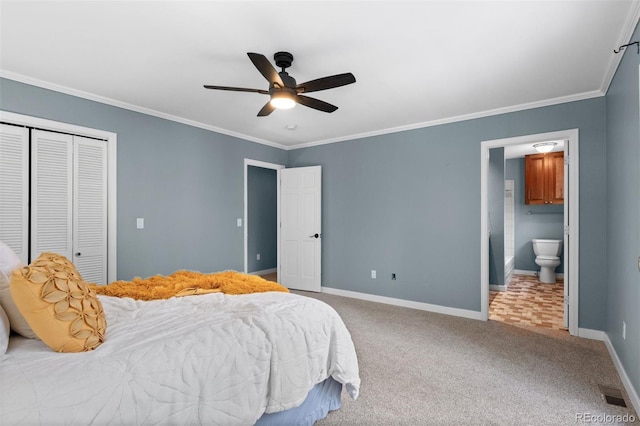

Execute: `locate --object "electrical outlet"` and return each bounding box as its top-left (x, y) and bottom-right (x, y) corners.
top-left (371, 270), bottom-right (376, 279)
top-left (256, 253), bottom-right (261, 261)
top-left (623, 321), bottom-right (626, 340)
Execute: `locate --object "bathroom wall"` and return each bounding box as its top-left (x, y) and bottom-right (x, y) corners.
top-left (505, 157), bottom-right (564, 273)
top-left (488, 147), bottom-right (505, 285)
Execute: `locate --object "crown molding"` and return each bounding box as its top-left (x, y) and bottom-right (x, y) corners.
top-left (0, 70), bottom-right (288, 150)
top-left (600, 1), bottom-right (640, 93)
top-left (290, 90), bottom-right (603, 150)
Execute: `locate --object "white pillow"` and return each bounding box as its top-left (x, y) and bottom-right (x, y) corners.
top-left (0, 241), bottom-right (36, 338)
top-left (0, 303), bottom-right (9, 355)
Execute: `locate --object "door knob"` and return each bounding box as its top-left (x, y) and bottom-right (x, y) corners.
top-left (75, 252), bottom-right (81, 256)
top-left (309, 233), bottom-right (321, 239)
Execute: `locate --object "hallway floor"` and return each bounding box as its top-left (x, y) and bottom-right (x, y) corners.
top-left (489, 274), bottom-right (566, 331)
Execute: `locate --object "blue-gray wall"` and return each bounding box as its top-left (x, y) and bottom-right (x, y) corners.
top-left (247, 166), bottom-right (277, 272)
top-left (505, 158), bottom-right (564, 273)
top-left (0, 78), bottom-right (287, 280)
top-left (488, 147), bottom-right (505, 286)
top-left (289, 98), bottom-right (607, 328)
top-left (605, 22), bottom-right (640, 401)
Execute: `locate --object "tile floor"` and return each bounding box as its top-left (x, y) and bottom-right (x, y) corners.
top-left (489, 274), bottom-right (566, 331)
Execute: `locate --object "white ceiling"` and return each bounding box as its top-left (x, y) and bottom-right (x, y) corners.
top-left (1, 1), bottom-right (638, 149)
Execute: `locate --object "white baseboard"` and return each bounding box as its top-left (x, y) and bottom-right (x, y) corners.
top-left (603, 333), bottom-right (640, 415)
top-left (514, 269), bottom-right (537, 276)
top-left (248, 268), bottom-right (277, 276)
top-left (490, 284), bottom-right (508, 292)
top-left (577, 328), bottom-right (605, 341)
top-left (321, 286), bottom-right (483, 320)
top-left (513, 269), bottom-right (564, 279)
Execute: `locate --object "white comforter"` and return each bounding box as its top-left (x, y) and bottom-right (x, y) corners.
top-left (0, 292), bottom-right (360, 425)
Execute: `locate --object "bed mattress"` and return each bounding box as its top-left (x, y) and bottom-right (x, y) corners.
top-left (0, 291), bottom-right (360, 425)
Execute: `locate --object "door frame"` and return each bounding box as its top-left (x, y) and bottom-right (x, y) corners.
top-left (243, 159), bottom-right (285, 274)
top-left (0, 110), bottom-right (117, 283)
top-left (480, 129), bottom-right (579, 335)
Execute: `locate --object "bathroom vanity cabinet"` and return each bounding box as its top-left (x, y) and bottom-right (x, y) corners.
top-left (524, 151), bottom-right (564, 205)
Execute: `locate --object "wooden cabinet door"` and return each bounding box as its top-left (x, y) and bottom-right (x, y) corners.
top-left (525, 152), bottom-right (564, 205)
top-left (546, 152), bottom-right (564, 204)
top-left (525, 154), bottom-right (545, 204)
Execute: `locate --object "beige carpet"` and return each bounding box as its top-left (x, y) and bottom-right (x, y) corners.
top-left (292, 290), bottom-right (638, 425)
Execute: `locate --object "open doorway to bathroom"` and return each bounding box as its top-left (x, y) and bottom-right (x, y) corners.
top-left (480, 130), bottom-right (580, 336)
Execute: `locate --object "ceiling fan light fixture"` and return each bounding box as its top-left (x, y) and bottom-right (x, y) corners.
top-left (270, 92), bottom-right (296, 109)
top-left (533, 142), bottom-right (557, 153)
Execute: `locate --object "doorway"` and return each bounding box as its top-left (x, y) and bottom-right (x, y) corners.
top-left (481, 129), bottom-right (579, 336)
top-left (243, 159), bottom-right (284, 277)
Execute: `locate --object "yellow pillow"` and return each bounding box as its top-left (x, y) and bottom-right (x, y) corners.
top-left (10, 252), bottom-right (106, 352)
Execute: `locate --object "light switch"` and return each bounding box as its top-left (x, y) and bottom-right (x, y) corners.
top-left (237, 218), bottom-right (242, 227)
top-left (136, 218), bottom-right (144, 229)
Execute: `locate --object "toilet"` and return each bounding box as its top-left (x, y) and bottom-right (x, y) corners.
top-left (532, 239), bottom-right (562, 284)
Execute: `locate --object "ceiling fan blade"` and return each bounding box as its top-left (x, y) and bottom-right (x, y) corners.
top-left (295, 95), bottom-right (338, 113)
top-left (204, 85), bottom-right (268, 94)
top-left (248, 52), bottom-right (285, 87)
top-left (296, 73), bottom-right (356, 93)
top-left (257, 101), bottom-right (276, 117)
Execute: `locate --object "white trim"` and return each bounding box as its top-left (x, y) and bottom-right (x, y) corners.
top-left (243, 159), bottom-right (285, 274)
top-left (578, 328), bottom-right (605, 341)
top-left (600, 1), bottom-right (640, 94)
top-left (603, 333), bottom-right (640, 414)
top-left (0, 71), bottom-right (282, 150)
top-left (514, 269), bottom-right (537, 276)
top-left (291, 91), bottom-right (602, 150)
top-left (0, 71), bottom-right (604, 152)
top-left (489, 284), bottom-right (507, 292)
top-left (248, 268), bottom-right (277, 276)
top-left (0, 110), bottom-right (117, 283)
top-left (513, 269), bottom-right (565, 279)
top-left (321, 286), bottom-right (484, 321)
top-left (481, 129), bottom-right (579, 335)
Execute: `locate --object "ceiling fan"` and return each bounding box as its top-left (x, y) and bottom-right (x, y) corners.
top-left (204, 51), bottom-right (356, 116)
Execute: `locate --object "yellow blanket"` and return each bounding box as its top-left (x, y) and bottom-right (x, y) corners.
top-left (90, 270), bottom-right (288, 301)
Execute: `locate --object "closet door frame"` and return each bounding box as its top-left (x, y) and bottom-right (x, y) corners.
top-left (0, 110), bottom-right (117, 283)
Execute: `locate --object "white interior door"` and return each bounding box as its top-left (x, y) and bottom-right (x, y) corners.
top-left (280, 166), bottom-right (321, 292)
top-left (31, 130), bottom-right (107, 284)
top-left (31, 129), bottom-right (74, 261)
top-left (73, 136), bottom-right (107, 284)
top-left (0, 124), bottom-right (29, 264)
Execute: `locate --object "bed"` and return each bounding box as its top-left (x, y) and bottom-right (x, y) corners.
top-left (0, 248), bottom-right (360, 425)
